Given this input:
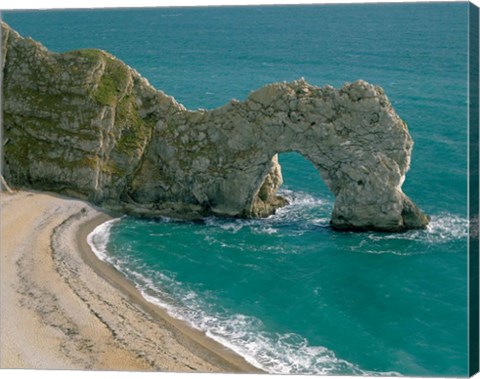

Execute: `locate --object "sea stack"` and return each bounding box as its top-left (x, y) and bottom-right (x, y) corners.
top-left (0, 22), bottom-right (429, 231)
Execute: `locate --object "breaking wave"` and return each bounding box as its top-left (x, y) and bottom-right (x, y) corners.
top-left (87, 241), bottom-right (399, 376)
top-left (203, 189), bottom-right (333, 237)
top-left (350, 213), bottom-right (468, 256)
top-left (86, 217), bottom-right (122, 261)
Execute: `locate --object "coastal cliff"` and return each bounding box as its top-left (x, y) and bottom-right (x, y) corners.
top-left (0, 22), bottom-right (429, 231)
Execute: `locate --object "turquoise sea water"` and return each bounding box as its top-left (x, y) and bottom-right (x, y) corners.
top-left (2, 3), bottom-right (470, 375)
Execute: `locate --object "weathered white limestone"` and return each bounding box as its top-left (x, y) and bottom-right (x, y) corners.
top-left (1, 22), bottom-right (429, 231)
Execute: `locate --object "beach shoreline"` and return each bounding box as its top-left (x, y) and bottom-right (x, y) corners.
top-left (0, 190), bottom-right (260, 373)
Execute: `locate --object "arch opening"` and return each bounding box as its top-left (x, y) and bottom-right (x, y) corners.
top-left (278, 152), bottom-right (334, 202)
top-left (248, 151), bottom-right (335, 220)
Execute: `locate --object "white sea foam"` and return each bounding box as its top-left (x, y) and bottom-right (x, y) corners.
top-left (349, 212), bottom-right (468, 255)
top-left (252, 226), bottom-right (278, 235)
top-left (425, 213), bottom-right (468, 241)
top-left (276, 190), bottom-right (328, 214)
top-left (370, 213), bottom-right (467, 244)
top-left (200, 190), bottom-right (332, 238)
top-left (106, 253), bottom-right (399, 376)
top-left (218, 222), bottom-right (245, 233)
top-left (86, 217), bottom-right (122, 261)
top-left (154, 286), bottom-right (398, 375)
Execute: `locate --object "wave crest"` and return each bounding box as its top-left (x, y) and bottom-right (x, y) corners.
top-left (202, 190), bottom-right (333, 237)
top-left (86, 218), bottom-right (122, 261)
top-left (350, 213), bottom-right (468, 255)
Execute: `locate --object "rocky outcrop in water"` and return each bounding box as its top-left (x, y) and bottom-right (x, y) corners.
top-left (0, 22), bottom-right (429, 231)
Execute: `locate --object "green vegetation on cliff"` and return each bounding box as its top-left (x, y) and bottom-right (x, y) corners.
top-left (115, 95), bottom-right (153, 156)
top-left (73, 49), bottom-right (130, 106)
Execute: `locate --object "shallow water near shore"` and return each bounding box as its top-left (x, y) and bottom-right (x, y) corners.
top-left (3, 2), bottom-right (470, 375)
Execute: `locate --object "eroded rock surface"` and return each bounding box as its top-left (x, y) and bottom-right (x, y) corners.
top-left (1, 22), bottom-right (429, 231)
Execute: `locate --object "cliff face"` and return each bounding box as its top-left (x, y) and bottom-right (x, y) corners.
top-left (1, 22), bottom-right (429, 231)
top-left (1, 23), bottom-right (175, 208)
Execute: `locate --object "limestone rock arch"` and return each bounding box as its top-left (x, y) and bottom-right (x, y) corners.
top-left (130, 79), bottom-right (429, 231)
top-left (1, 22), bottom-right (429, 231)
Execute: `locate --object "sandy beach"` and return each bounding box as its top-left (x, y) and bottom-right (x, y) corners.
top-left (0, 190), bottom-right (260, 373)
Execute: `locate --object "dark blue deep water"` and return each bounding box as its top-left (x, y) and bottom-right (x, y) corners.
top-left (2, 2), bottom-right (470, 375)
